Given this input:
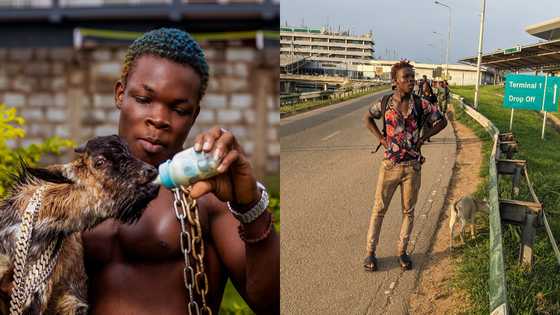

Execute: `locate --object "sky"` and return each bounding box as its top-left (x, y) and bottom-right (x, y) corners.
top-left (281, 0), bottom-right (560, 64)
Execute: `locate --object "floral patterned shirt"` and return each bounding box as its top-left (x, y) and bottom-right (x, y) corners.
top-left (369, 94), bottom-right (444, 163)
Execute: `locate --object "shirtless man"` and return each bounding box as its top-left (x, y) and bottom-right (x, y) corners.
top-left (82, 28), bottom-right (279, 314)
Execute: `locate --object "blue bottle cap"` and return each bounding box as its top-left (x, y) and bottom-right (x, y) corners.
top-left (158, 160), bottom-right (177, 188)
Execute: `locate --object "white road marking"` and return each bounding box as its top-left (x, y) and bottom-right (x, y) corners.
top-left (321, 130), bottom-right (341, 141)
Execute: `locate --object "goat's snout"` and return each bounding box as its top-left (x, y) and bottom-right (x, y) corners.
top-left (140, 165), bottom-right (158, 181)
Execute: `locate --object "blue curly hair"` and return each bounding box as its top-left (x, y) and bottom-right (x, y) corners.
top-left (120, 28), bottom-right (209, 101)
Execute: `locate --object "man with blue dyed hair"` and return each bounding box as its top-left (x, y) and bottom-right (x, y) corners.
top-left (83, 28), bottom-right (279, 315)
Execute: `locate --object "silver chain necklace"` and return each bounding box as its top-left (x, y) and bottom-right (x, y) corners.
top-left (9, 185), bottom-right (63, 315)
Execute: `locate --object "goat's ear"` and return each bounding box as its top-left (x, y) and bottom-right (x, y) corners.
top-left (27, 165), bottom-right (73, 184)
top-left (74, 143), bottom-right (86, 154)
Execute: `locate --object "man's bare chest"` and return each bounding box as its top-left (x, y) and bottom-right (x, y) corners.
top-left (83, 188), bottom-right (210, 263)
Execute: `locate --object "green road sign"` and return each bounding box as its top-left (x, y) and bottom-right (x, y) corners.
top-left (503, 74), bottom-right (560, 112)
top-left (503, 46), bottom-right (521, 54)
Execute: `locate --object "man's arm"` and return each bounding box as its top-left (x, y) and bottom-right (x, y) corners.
top-left (190, 127), bottom-right (279, 314)
top-left (206, 196), bottom-right (279, 314)
top-left (363, 102), bottom-right (387, 148)
top-left (419, 99), bottom-right (448, 142)
top-left (420, 118), bottom-right (447, 141)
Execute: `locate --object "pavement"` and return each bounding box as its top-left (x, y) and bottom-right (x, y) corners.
top-left (280, 92), bottom-right (457, 314)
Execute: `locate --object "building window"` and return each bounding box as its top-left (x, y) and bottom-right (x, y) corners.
top-left (348, 40), bottom-right (364, 45)
top-left (329, 46), bottom-right (345, 51)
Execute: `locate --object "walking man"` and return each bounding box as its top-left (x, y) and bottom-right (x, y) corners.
top-left (435, 81), bottom-right (446, 112)
top-left (362, 60), bottom-right (447, 271)
top-left (443, 80), bottom-right (450, 114)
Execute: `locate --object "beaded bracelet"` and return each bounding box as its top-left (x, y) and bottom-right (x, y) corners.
top-left (238, 211), bottom-right (274, 244)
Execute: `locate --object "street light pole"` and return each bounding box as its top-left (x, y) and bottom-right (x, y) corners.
top-left (435, 1), bottom-right (451, 80)
top-left (474, 0), bottom-right (487, 110)
top-left (432, 32), bottom-right (445, 65)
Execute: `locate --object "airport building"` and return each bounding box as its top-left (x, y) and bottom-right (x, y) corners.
top-left (279, 25), bottom-right (493, 84)
top-left (357, 60), bottom-right (494, 85)
top-left (281, 55), bottom-right (494, 86)
top-left (280, 26), bottom-right (374, 76)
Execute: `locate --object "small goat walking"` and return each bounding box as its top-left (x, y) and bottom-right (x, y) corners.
top-left (0, 135), bottom-right (159, 314)
top-left (449, 195), bottom-right (489, 250)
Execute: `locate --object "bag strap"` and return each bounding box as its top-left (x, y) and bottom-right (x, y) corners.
top-left (372, 94), bottom-right (392, 153)
top-left (412, 94), bottom-right (425, 133)
top-left (380, 94), bottom-right (392, 137)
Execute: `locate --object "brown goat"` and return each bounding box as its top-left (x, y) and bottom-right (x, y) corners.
top-left (0, 135), bottom-right (159, 314)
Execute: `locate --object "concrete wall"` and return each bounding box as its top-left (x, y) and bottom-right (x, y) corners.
top-left (0, 43), bottom-right (279, 178)
top-left (415, 67), bottom-right (494, 85)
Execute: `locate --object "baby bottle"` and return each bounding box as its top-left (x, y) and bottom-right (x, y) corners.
top-left (153, 147), bottom-right (220, 188)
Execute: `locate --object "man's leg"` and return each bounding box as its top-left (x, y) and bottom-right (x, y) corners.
top-left (398, 163), bottom-right (422, 257)
top-left (365, 161), bottom-right (401, 255)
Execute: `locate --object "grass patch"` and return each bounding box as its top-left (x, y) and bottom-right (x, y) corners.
top-left (280, 85), bottom-right (390, 115)
top-left (219, 280), bottom-right (255, 315)
top-left (451, 85), bottom-right (560, 314)
top-left (219, 175), bottom-right (279, 314)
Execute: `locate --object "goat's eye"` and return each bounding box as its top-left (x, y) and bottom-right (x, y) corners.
top-left (94, 157), bottom-right (106, 168)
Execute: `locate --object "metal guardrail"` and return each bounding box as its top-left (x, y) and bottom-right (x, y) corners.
top-left (454, 93), bottom-right (560, 315)
top-left (280, 83), bottom-right (386, 107)
top-left (453, 94), bottom-right (508, 315)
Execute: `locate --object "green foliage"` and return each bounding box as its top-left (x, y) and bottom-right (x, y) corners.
top-left (219, 280), bottom-right (255, 315)
top-left (0, 103), bottom-right (74, 198)
top-left (451, 86), bottom-right (560, 314)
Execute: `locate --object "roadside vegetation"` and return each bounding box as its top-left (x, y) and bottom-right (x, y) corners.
top-left (0, 103), bottom-right (74, 198)
top-left (451, 85), bottom-right (560, 314)
top-left (280, 84), bottom-right (390, 115)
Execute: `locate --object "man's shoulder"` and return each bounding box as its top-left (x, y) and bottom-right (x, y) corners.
top-left (369, 98), bottom-right (386, 119)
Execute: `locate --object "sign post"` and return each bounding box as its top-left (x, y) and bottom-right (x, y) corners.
top-left (503, 74), bottom-right (560, 138)
top-left (509, 108), bottom-right (514, 131)
top-left (541, 75), bottom-right (548, 139)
